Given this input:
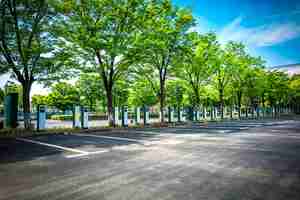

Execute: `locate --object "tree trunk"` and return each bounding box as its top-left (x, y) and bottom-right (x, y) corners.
top-left (193, 85), bottom-right (201, 107)
top-left (237, 91), bottom-right (242, 120)
top-left (89, 99), bottom-right (94, 111)
top-left (106, 88), bottom-right (114, 126)
top-left (219, 89), bottom-right (224, 120)
top-left (159, 94), bottom-right (165, 123)
top-left (177, 106), bottom-right (181, 122)
top-left (159, 76), bottom-right (165, 123)
top-left (22, 81), bottom-right (32, 129)
top-left (261, 96), bottom-right (265, 118)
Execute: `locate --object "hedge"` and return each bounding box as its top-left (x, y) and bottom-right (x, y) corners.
top-left (50, 114), bottom-right (73, 121)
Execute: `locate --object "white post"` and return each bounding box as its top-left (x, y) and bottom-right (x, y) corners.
top-left (135, 107), bottom-right (140, 125)
top-left (114, 107), bottom-right (119, 126)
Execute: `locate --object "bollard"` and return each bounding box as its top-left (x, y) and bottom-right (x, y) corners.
top-left (168, 106), bottom-right (174, 123)
top-left (113, 107), bottom-right (119, 126)
top-left (135, 107), bottom-right (140, 125)
top-left (143, 106), bottom-right (149, 125)
top-left (197, 108), bottom-right (200, 121)
top-left (73, 105), bottom-right (81, 128)
top-left (122, 106), bottom-right (128, 127)
top-left (193, 110), bottom-right (197, 121)
top-left (178, 107), bottom-right (183, 122)
top-left (81, 107), bottom-right (88, 129)
top-left (37, 105), bottom-right (46, 131)
top-left (4, 93), bottom-right (18, 128)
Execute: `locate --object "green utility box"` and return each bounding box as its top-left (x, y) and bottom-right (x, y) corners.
top-left (4, 93), bottom-right (18, 128)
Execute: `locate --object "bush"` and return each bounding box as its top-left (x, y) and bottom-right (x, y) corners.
top-left (88, 114), bottom-right (108, 120)
top-left (50, 114), bottom-right (73, 121)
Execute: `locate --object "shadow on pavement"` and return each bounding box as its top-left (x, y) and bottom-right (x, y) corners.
top-left (0, 138), bottom-right (63, 164)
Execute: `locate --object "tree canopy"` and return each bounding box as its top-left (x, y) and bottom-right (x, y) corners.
top-left (1, 0), bottom-right (299, 129)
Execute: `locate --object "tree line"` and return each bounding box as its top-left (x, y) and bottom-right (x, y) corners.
top-left (0, 0), bottom-right (299, 128)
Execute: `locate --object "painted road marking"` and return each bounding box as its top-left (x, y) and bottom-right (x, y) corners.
top-left (76, 133), bottom-right (147, 144)
top-left (17, 138), bottom-right (88, 154)
top-left (16, 138), bottom-right (108, 159)
top-left (65, 150), bottom-right (109, 158)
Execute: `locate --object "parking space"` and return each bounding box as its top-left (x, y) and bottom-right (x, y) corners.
top-left (26, 134), bottom-right (141, 151)
top-left (0, 131), bottom-right (156, 163)
top-left (0, 138), bottom-right (74, 164)
top-left (1, 119), bottom-right (300, 200)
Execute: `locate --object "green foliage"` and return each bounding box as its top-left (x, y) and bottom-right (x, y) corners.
top-left (31, 95), bottom-right (49, 108)
top-left (201, 85), bottom-right (219, 106)
top-left (75, 73), bottom-right (103, 111)
top-left (113, 79), bottom-right (130, 107)
top-left (132, 0), bottom-right (195, 121)
top-left (166, 80), bottom-right (185, 107)
top-left (289, 74), bottom-right (300, 107)
top-left (47, 82), bottom-right (80, 111)
top-left (1, 0), bottom-right (298, 123)
top-left (53, 0), bottom-right (151, 125)
top-left (174, 32), bottom-right (219, 106)
top-left (50, 114), bottom-right (73, 121)
top-left (265, 70), bottom-right (290, 107)
top-left (128, 79), bottom-right (157, 107)
top-left (0, 0), bottom-right (68, 128)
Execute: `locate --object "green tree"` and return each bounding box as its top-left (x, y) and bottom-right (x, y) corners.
top-left (289, 74), bottom-right (300, 113)
top-left (0, 0), bottom-right (66, 128)
top-left (75, 73), bottom-right (103, 111)
top-left (135, 1), bottom-right (194, 122)
top-left (128, 79), bottom-right (157, 107)
top-left (54, 0), bottom-right (148, 126)
top-left (201, 84), bottom-right (219, 114)
top-left (226, 42), bottom-right (246, 119)
top-left (225, 42), bottom-right (264, 119)
top-left (211, 48), bottom-right (230, 119)
top-left (265, 70), bottom-right (289, 116)
top-left (31, 94), bottom-right (49, 108)
top-left (174, 32), bottom-right (219, 108)
top-left (113, 79), bottom-right (130, 107)
top-left (48, 82), bottom-right (80, 111)
top-left (242, 57), bottom-right (267, 118)
top-left (166, 79), bottom-right (185, 107)
top-left (253, 67), bottom-right (268, 116)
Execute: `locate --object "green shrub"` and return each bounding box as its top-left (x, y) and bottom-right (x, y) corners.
top-left (50, 114), bottom-right (73, 121)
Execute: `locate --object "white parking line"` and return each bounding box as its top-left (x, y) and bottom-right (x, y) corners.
top-left (65, 150), bottom-right (109, 158)
top-left (76, 133), bottom-right (146, 144)
top-left (17, 137), bottom-right (109, 159)
top-left (17, 138), bottom-right (88, 154)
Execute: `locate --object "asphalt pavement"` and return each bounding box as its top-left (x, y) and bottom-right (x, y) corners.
top-left (1, 119), bottom-right (300, 200)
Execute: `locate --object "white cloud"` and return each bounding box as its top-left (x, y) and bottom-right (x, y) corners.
top-left (271, 64), bottom-right (300, 75)
top-left (218, 16), bottom-right (300, 47)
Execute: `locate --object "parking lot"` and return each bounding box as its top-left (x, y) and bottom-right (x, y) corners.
top-left (1, 119), bottom-right (300, 200)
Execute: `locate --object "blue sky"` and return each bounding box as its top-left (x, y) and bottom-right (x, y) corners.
top-left (173, 0), bottom-right (300, 67)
